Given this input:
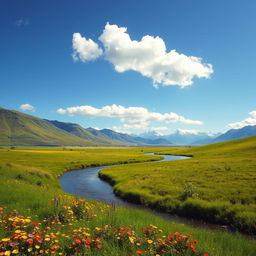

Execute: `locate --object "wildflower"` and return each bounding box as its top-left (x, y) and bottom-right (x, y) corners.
top-left (129, 237), bottom-right (135, 244)
top-left (28, 248), bottom-right (33, 252)
top-left (75, 238), bottom-right (81, 244)
top-left (147, 239), bottom-right (153, 244)
top-left (1, 238), bottom-right (10, 242)
top-left (12, 249), bottom-right (19, 255)
top-left (4, 252), bottom-right (11, 256)
top-left (136, 251), bottom-right (143, 254)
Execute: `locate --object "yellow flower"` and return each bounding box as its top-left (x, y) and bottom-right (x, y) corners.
top-left (21, 235), bottom-right (28, 239)
top-left (1, 238), bottom-right (10, 242)
top-left (4, 251), bottom-right (11, 256)
top-left (147, 239), bottom-right (153, 244)
top-left (28, 248), bottom-right (33, 252)
top-left (35, 245), bottom-right (40, 249)
top-left (15, 230), bottom-right (22, 234)
top-left (45, 238), bottom-right (50, 241)
top-left (12, 249), bottom-right (19, 254)
top-left (129, 237), bottom-right (135, 244)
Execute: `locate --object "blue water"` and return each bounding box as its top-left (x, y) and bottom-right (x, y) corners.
top-left (60, 153), bottom-right (189, 207)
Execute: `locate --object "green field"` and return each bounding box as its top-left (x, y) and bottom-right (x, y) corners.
top-left (100, 136), bottom-right (256, 234)
top-left (0, 145), bottom-right (256, 255)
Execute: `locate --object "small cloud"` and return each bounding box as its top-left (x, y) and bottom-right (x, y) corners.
top-left (150, 127), bottom-right (169, 132)
top-left (72, 33), bottom-right (103, 62)
top-left (14, 18), bottom-right (29, 27)
top-left (72, 23), bottom-right (213, 87)
top-left (57, 104), bottom-right (203, 126)
top-left (19, 104), bottom-right (35, 112)
top-left (177, 129), bottom-right (200, 135)
top-left (228, 110), bottom-right (256, 129)
top-left (58, 104), bottom-right (202, 135)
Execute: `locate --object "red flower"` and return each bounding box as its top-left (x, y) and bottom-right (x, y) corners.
top-left (75, 238), bottom-right (81, 244)
top-left (27, 239), bottom-right (33, 245)
top-left (33, 222), bottom-right (39, 226)
top-left (136, 251), bottom-right (143, 254)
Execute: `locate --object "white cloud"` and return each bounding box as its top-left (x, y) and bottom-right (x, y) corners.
top-left (250, 110), bottom-right (256, 118)
top-left (72, 33), bottom-right (103, 62)
top-left (228, 110), bottom-right (256, 129)
top-left (72, 23), bottom-right (213, 87)
top-left (15, 18), bottom-right (29, 27)
top-left (57, 104), bottom-right (203, 128)
top-left (150, 127), bottom-right (169, 132)
top-left (177, 129), bottom-right (200, 135)
top-left (19, 104), bottom-right (35, 112)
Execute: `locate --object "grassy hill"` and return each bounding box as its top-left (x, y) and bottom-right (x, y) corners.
top-left (0, 107), bottom-right (100, 146)
top-left (99, 136), bottom-right (256, 234)
top-left (48, 120), bottom-right (131, 145)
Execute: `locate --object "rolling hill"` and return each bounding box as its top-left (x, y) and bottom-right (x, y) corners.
top-left (0, 108), bottom-right (100, 146)
top-left (0, 107), bottom-right (173, 146)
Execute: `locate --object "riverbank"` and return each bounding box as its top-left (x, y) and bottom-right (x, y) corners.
top-left (99, 137), bottom-right (256, 235)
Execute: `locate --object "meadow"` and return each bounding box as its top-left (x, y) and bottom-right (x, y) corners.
top-left (0, 145), bottom-right (256, 255)
top-left (100, 137), bottom-right (256, 235)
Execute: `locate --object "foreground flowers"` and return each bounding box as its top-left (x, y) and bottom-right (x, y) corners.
top-left (0, 201), bottom-right (208, 255)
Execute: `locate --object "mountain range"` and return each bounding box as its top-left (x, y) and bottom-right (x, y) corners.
top-left (1, 107), bottom-right (256, 146)
top-left (0, 107), bottom-right (172, 146)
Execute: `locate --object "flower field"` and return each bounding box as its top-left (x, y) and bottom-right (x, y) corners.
top-left (0, 200), bottom-right (208, 256)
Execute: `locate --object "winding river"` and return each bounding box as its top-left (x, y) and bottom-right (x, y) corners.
top-left (59, 153), bottom-right (218, 228)
top-left (60, 153), bottom-right (189, 208)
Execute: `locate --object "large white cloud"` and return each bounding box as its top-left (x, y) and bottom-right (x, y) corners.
top-left (72, 33), bottom-right (103, 62)
top-left (57, 104), bottom-right (203, 129)
top-left (228, 110), bottom-right (256, 129)
top-left (72, 23), bottom-right (213, 87)
top-left (19, 104), bottom-right (35, 112)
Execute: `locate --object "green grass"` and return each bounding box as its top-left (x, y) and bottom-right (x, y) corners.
top-left (99, 137), bottom-right (256, 234)
top-left (0, 146), bottom-right (255, 255)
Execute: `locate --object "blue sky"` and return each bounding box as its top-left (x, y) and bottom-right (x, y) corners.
top-left (1, 0), bottom-right (256, 135)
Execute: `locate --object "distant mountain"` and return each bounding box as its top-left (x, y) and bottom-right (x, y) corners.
top-left (0, 107), bottom-right (173, 146)
top-left (47, 121), bottom-right (127, 145)
top-left (0, 107), bottom-right (99, 146)
top-left (213, 125), bottom-right (256, 143)
top-left (139, 131), bottom-right (160, 140)
top-left (139, 130), bottom-right (219, 145)
top-left (98, 129), bottom-right (172, 145)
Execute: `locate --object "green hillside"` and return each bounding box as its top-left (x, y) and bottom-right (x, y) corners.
top-left (0, 107), bottom-right (100, 146)
top-left (48, 120), bottom-right (130, 145)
